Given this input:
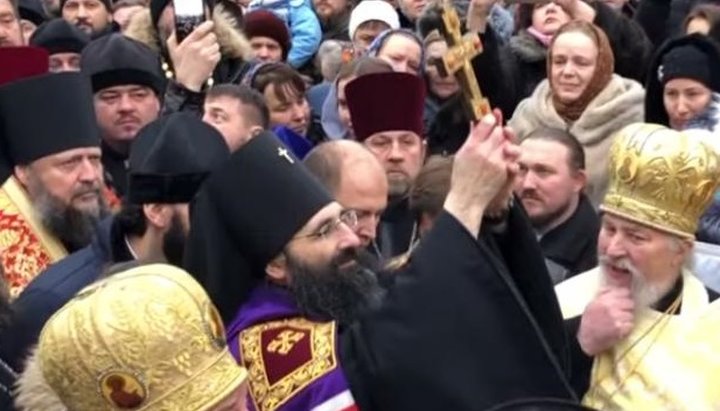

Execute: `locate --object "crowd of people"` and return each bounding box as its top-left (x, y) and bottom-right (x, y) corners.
top-left (0, 0), bottom-right (720, 409)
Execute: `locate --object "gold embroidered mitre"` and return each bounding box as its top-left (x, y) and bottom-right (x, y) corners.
top-left (601, 123), bottom-right (720, 238)
top-left (37, 264), bottom-right (247, 411)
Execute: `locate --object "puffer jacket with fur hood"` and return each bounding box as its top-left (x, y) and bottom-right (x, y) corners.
top-left (124, 2), bottom-right (253, 85)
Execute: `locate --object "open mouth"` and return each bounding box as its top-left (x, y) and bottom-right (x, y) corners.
top-left (604, 264), bottom-right (632, 282)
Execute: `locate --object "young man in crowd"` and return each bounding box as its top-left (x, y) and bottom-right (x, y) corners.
top-left (515, 128), bottom-right (599, 284)
top-left (81, 33), bottom-right (164, 196)
top-left (202, 83), bottom-right (269, 151)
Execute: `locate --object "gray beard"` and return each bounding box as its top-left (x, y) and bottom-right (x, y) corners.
top-left (34, 189), bottom-right (109, 252)
top-left (388, 176), bottom-right (411, 200)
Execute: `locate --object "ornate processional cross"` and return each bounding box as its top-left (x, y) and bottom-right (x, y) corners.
top-left (432, 0), bottom-right (492, 122)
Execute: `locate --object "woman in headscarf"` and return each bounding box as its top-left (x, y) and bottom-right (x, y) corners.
top-left (509, 20), bottom-right (645, 207)
top-left (421, 0), bottom-right (651, 155)
top-left (366, 28), bottom-right (425, 75)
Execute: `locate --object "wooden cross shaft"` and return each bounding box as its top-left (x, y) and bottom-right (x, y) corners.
top-left (433, 2), bottom-right (492, 122)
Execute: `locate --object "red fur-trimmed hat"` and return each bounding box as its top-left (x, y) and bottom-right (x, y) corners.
top-left (345, 72), bottom-right (426, 141)
top-left (0, 46), bottom-right (48, 86)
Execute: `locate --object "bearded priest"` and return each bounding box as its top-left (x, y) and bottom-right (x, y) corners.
top-left (556, 123), bottom-right (720, 410)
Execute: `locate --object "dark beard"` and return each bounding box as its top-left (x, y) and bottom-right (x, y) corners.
top-left (36, 188), bottom-right (109, 252)
top-left (287, 248), bottom-right (383, 325)
top-left (162, 214), bottom-right (187, 267)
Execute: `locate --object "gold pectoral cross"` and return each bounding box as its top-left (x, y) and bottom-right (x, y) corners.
top-left (433, 1), bottom-right (491, 122)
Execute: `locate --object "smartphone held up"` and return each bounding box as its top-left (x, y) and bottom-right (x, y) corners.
top-left (174, 0), bottom-right (206, 43)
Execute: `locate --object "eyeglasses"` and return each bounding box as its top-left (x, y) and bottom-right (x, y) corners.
top-left (293, 209), bottom-right (359, 241)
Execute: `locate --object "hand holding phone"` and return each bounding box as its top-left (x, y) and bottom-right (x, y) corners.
top-left (167, 21), bottom-right (221, 91)
top-left (174, 0), bottom-right (206, 43)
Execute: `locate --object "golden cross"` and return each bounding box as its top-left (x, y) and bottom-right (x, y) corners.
top-left (432, 1), bottom-right (491, 122)
top-left (267, 330), bottom-right (305, 355)
top-left (277, 147), bottom-right (295, 164)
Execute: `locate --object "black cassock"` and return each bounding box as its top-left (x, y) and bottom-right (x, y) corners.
top-left (340, 206), bottom-right (577, 410)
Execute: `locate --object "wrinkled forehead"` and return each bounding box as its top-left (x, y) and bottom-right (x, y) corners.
top-left (600, 212), bottom-right (671, 238)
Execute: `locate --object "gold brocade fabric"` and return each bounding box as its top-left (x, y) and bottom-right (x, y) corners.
top-left (0, 177), bottom-right (66, 298)
top-left (601, 123), bottom-right (720, 239)
top-left (38, 264), bottom-right (247, 411)
top-left (583, 275), bottom-right (720, 410)
top-left (240, 318), bottom-right (337, 411)
top-left (555, 269), bottom-right (720, 410)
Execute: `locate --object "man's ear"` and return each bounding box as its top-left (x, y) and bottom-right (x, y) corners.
top-left (250, 125), bottom-right (264, 138)
top-left (142, 204), bottom-right (173, 229)
top-left (266, 254), bottom-right (289, 284)
top-left (14, 165), bottom-right (30, 187)
top-left (673, 239), bottom-right (694, 269)
top-left (573, 169), bottom-right (588, 194)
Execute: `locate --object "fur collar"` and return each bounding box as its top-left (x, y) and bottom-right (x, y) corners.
top-left (509, 29), bottom-right (547, 64)
top-left (13, 347), bottom-right (67, 411)
top-left (124, 3), bottom-right (251, 60)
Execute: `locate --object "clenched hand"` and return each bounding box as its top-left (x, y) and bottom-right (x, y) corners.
top-left (577, 287), bottom-right (635, 356)
top-left (444, 112), bottom-right (520, 236)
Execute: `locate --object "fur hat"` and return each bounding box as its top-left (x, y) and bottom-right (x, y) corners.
top-left (243, 9), bottom-right (291, 60)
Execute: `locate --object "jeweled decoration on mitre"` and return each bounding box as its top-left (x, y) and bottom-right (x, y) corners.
top-left (601, 123), bottom-right (720, 238)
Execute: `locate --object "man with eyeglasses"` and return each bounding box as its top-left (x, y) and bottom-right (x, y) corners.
top-left (304, 140), bottom-right (389, 249)
top-left (184, 115), bottom-right (575, 410)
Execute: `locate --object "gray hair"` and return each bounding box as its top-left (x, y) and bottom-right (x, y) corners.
top-left (668, 236), bottom-right (695, 270)
top-left (315, 40), bottom-right (348, 82)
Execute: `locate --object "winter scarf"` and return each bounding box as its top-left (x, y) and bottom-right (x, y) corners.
top-left (509, 74), bottom-right (645, 207)
top-left (548, 21), bottom-right (615, 123)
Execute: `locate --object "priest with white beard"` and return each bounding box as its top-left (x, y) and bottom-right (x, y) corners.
top-left (555, 123), bottom-right (720, 410)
